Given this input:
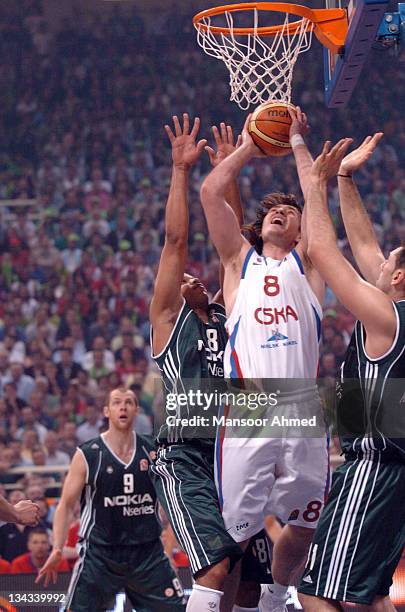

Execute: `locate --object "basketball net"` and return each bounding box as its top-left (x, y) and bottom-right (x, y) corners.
top-left (195, 8), bottom-right (314, 110)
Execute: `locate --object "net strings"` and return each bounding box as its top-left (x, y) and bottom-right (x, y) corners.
top-left (195, 8), bottom-right (314, 110)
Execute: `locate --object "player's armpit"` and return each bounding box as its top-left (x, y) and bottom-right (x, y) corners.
top-left (295, 243), bottom-right (325, 307)
top-left (150, 242), bottom-right (185, 326)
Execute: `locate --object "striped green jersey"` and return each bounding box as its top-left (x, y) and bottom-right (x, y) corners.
top-left (77, 433), bottom-right (160, 546)
top-left (337, 300), bottom-right (405, 461)
top-left (152, 300), bottom-right (227, 444)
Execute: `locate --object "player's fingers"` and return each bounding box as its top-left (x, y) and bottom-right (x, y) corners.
top-left (363, 135), bottom-right (373, 145)
top-left (227, 125), bottom-right (234, 145)
top-left (182, 113), bottom-right (190, 135)
top-left (236, 134), bottom-right (243, 148)
top-left (330, 138), bottom-right (351, 157)
top-left (371, 132), bottom-right (384, 146)
top-left (164, 125), bottom-right (175, 144)
top-left (243, 113), bottom-right (252, 132)
top-left (288, 107), bottom-right (297, 121)
top-left (205, 146), bottom-right (216, 163)
top-left (321, 140), bottom-right (331, 156)
top-left (212, 125), bottom-right (221, 146)
top-left (336, 139), bottom-right (353, 161)
top-left (190, 116), bottom-right (200, 138)
top-left (220, 122), bottom-right (227, 143)
top-left (196, 139), bottom-right (208, 154)
top-left (52, 571), bottom-right (58, 584)
top-left (35, 571), bottom-right (43, 584)
top-left (341, 137), bottom-right (354, 152)
top-left (172, 115), bottom-right (182, 137)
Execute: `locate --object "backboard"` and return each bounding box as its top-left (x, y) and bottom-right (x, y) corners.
top-left (324, 0), bottom-right (389, 107)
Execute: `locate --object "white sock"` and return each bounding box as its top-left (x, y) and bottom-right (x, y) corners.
top-left (261, 581), bottom-right (289, 602)
top-left (186, 584), bottom-right (224, 611)
top-left (269, 582), bottom-right (288, 600)
top-left (233, 606), bottom-right (260, 611)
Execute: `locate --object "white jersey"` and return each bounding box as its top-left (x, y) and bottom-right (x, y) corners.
top-left (224, 246), bottom-right (322, 380)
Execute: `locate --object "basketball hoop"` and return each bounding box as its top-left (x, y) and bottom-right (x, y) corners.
top-left (193, 2), bottom-right (347, 109)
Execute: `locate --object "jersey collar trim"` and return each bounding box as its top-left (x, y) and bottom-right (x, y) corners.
top-left (100, 432), bottom-right (137, 468)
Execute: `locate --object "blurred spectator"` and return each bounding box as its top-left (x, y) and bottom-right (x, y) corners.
top-left (43, 431), bottom-right (70, 467)
top-left (10, 528), bottom-right (69, 573)
top-left (55, 347), bottom-right (82, 394)
top-left (319, 352), bottom-right (337, 379)
top-left (81, 336), bottom-right (115, 373)
top-left (76, 405), bottom-right (103, 444)
top-left (3, 361), bottom-right (35, 403)
top-left (61, 234), bottom-right (82, 274)
top-left (15, 407), bottom-right (48, 444)
top-left (87, 309), bottom-right (117, 347)
top-left (58, 423), bottom-right (79, 459)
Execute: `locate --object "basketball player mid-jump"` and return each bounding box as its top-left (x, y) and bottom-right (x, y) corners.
top-left (200, 108), bottom-right (329, 612)
top-left (150, 114), bottom-right (274, 612)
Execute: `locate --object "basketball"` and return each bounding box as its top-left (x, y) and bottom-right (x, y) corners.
top-left (248, 101), bottom-right (296, 157)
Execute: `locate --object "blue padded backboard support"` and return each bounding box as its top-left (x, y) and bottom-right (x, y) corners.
top-left (324, 0), bottom-right (389, 107)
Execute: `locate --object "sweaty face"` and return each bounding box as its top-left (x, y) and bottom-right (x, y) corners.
top-left (181, 274), bottom-right (209, 311)
top-left (376, 247), bottom-right (404, 293)
top-left (105, 389), bottom-right (138, 430)
top-left (261, 205), bottom-right (301, 247)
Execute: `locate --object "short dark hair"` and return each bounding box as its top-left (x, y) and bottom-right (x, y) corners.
top-left (28, 527), bottom-right (48, 540)
top-left (106, 387), bottom-right (138, 407)
top-left (243, 193), bottom-right (302, 254)
top-left (396, 243), bottom-right (405, 269)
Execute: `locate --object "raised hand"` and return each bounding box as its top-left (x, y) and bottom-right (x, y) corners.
top-left (35, 549), bottom-right (62, 587)
top-left (311, 138), bottom-right (354, 182)
top-left (165, 113), bottom-right (207, 170)
top-left (14, 500), bottom-right (40, 526)
top-left (339, 132), bottom-right (383, 176)
top-left (289, 105), bottom-right (310, 139)
top-left (205, 123), bottom-right (242, 167)
top-left (240, 114), bottom-right (267, 158)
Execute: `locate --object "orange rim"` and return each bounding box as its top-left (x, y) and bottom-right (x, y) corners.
top-left (193, 2), bottom-right (348, 54)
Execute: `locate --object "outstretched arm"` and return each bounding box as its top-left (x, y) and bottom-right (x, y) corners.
top-left (200, 116), bottom-right (262, 267)
top-left (289, 106), bottom-right (313, 204)
top-left (307, 139), bottom-right (397, 358)
top-left (338, 133), bottom-right (385, 284)
top-left (150, 114), bottom-right (206, 354)
top-left (289, 106), bottom-right (325, 304)
top-left (205, 123), bottom-right (244, 304)
top-left (36, 449), bottom-right (86, 586)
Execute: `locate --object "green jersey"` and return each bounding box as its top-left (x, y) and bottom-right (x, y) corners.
top-left (152, 300), bottom-right (227, 443)
top-left (337, 300), bottom-right (405, 461)
top-left (78, 433), bottom-right (160, 546)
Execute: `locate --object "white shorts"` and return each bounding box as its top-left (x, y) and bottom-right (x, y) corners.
top-left (215, 401), bottom-right (330, 542)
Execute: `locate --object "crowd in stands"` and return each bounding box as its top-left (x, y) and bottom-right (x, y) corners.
top-left (0, 0), bottom-right (403, 573)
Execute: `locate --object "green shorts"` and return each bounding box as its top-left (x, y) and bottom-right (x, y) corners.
top-left (150, 442), bottom-right (243, 577)
top-left (298, 454), bottom-right (405, 605)
top-left (65, 538), bottom-right (186, 612)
